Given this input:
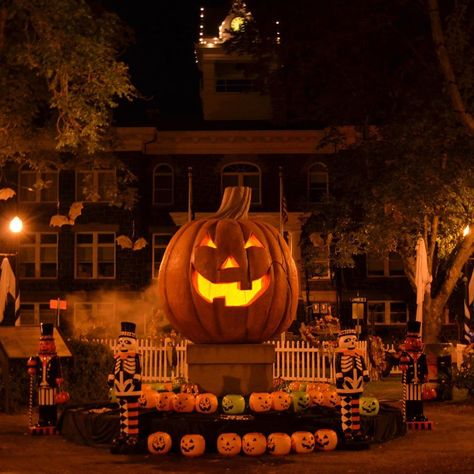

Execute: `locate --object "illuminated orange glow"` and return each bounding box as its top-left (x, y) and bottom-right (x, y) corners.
top-left (192, 269), bottom-right (270, 306)
top-left (220, 256), bottom-right (240, 269)
top-left (244, 234), bottom-right (264, 249)
top-left (199, 234), bottom-right (217, 248)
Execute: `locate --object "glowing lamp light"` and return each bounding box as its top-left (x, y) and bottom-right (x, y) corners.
top-left (463, 225), bottom-right (470, 237)
top-left (9, 216), bottom-right (23, 233)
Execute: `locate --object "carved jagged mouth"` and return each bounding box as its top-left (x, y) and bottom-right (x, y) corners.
top-left (192, 269), bottom-right (271, 307)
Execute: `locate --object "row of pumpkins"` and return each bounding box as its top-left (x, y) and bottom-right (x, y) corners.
top-left (135, 385), bottom-right (380, 416)
top-left (148, 429), bottom-right (339, 457)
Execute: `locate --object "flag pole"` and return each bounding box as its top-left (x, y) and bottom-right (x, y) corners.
top-left (188, 167), bottom-right (193, 223)
top-left (464, 263), bottom-right (473, 343)
top-left (279, 166), bottom-right (284, 236)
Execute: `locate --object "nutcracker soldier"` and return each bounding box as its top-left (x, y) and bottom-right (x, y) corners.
top-left (335, 328), bottom-right (370, 442)
top-left (108, 321), bottom-right (142, 453)
top-left (399, 320), bottom-right (432, 430)
top-left (27, 323), bottom-right (64, 435)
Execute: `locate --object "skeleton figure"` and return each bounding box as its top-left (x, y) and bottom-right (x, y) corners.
top-left (27, 323), bottom-right (63, 434)
top-left (108, 321), bottom-right (142, 453)
top-left (399, 321), bottom-right (429, 423)
top-left (335, 328), bottom-right (370, 440)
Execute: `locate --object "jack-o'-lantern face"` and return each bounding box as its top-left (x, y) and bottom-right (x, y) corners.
top-left (242, 432), bottom-right (267, 456)
top-left (249, 392), bottom-right (272, 412)
top-left (314, 429), bottom-right (338, 451)
top-left (292, 391), bottom-right (310, 412)
top-left (307, 389), bottom-right (324, 407)
top-left (322, 390), bottom-right (340, 408)
top-left (158, 187), bottom-right (299, 344)
top-left (217, 433), bottom-right (242, 456)
top-left (195, 393), bottom-right (218, 414)
top-left (271, 391), bottom-right (292, 411)
top-left (291, 431), bottom-right (315, 453)
top-left (267, 433), bottom-right (291, 456)
top-left (221, 394), bottom-right (245, 414)
top-left (139, 389), bottom-right (158, 409)
top-left (147, 432), bottom-right (172, 455)
top-left (180, 434), bottom-right (206, 457)
top-left (156, 391), bottom-right (176, 411)
top-left (173, 393), bottom-right (195, 413)
top-left (360, 396), bottom-right (380, 416)
top-left (117, 335), bottom-right (137, 353)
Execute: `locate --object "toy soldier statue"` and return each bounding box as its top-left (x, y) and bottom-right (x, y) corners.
top-left (335, 328), bottom-right (370, 442)
top-left (399, 321), bottom-right (432, 429)
top-left (27, 323), bottom-right (63, 434)
top-left (108, 321), bottom-right (142, 453)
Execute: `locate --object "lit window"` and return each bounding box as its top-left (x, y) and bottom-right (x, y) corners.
top-left (74, 302), bottom-right (116, 337)
top-left (19, 233), bottom-right (58, 278)
top-left (367, 252), bottom-right (405, 277)
top-left (152, 233), bottom-right (173, 279)
top-left (368, 301), bottom-right (408, 325)
top-left (153, 164), bottom-right (174, 205)
top-left (308, 163), bottom-right (328, 203)
top-left (308, 232), bottom-right (330, 280)
top-left (76, 169), bottom-right (116, 202)
top-left (75, 232), bottom-right (115, 279)
top-left (19, 166), bottom-right (58, 203)
top-left (222, 163), bottom-right (261, 204)
top-left (18, 302), bottom-right (56, 325)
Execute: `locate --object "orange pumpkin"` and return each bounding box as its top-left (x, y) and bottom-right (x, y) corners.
top-left (139, 388), bottom-right (159, 409)
top-left (157, 187), bottom-right (299, 343)
top-left (173, 393), bottom-right (195, 413)
top-left (249, 392), bottom-right (272, 412)
top-left (314, 429), bottom-right (338, 451)
top-left (156, 391), bottom-right (176, 412)
top-left (147, 431), bottom-right (172, 455)
top-left (195, 393), bottom-right (218, 414)
top-left (291, 431), bottom-right (315, 454)
top-left (180, 434), bottom-right (206, 457)
top-left (242, 432), bottom-right (267, 456)
top-left (321, 389), bottom-right (340, 408)
top-left (217, 433), bottom-right (242, 456)
top-left (271, 391), bottom-right (292, 411)
top-left (267, 433), bottom-right (291, 456)
top-left (307, 389), bottom-right (324, 407)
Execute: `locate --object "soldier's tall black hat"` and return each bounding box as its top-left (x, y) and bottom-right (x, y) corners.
top-left (40, 322), bottom-right (54, 340)
top-left (120, 321), bottom-right (137, 339)
top-left (406, 320), bottom-right (421, 337)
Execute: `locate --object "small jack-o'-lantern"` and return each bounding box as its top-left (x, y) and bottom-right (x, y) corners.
top-left (249, 392), bottom-right (272, 412)
top-left (307, 389), bottom-right (324, 407)
top-left (289, 381), bottom-right (306, 392)
top-left (180, 434), bottom-right (206, 457)
top-left (221, 394), bottom-right (246, 414)
top-left (314, 429), bottom-right (338, 451)
top-left (158, 187), bottom-right (299, 344)
top-left (147, 431), bottom-right (172, 455)
top-left (271, 390), bottom-right (292, 411)
top-left (267, 433), bottom-right (291, 456)
top-left (306, 382), bottom-right (330, 393)
top-left (139, 388), bottom-right (159, 409)
top-left (242, 432), bottom-right (267, 456)
top-left (156, 391), bottom-right (176, 412)
top-left (195, 393), bottom-right (218, 414)
top-left (321, 389), bottom-right (340, 408)
top-left (173, 393), bottom-right (195, 413)
top-left (291, 431), bottom-right (315, 453)
top-left (360, 396), bottom-right (380, 416)
top-left (292, 391), bottom-right (310, 412)
top-left (217, 433), bottom-right (242, 456)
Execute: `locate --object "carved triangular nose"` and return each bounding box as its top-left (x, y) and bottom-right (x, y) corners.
top-left (220, 256), bottom-right (240, 269)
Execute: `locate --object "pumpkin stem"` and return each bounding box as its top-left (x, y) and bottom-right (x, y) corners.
top-left (214, 187), bottom-right (251, 219)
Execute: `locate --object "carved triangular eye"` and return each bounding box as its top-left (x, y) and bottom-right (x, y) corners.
top-left (199, 234), bottom-right (217, 248)
top-left (244, 233), bottom-right (264, 249)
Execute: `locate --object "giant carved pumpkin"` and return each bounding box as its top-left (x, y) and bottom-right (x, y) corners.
top-left (158, 187), bottom-right (299, 343)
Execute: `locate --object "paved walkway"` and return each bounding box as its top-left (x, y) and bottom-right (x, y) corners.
top-left (1, 382), bottom-right (474, 474)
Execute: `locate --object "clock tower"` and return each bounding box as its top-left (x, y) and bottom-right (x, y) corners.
top-left (196, 1), bottom-right (272, 121)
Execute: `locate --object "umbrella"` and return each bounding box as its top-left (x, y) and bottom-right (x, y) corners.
top-left (415, 237), bottom-right (432, 333)
top-left (0, 257), bottom-right (20, 326)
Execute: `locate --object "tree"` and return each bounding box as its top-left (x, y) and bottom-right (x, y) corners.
top-left (230, 0), bottom-right (474, 342)
top-left (0, 0), bottom-right (136, 204)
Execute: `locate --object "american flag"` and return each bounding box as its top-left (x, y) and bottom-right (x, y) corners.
top-left (279, 167), bottom-right (288, 235)
top-left (0, 257), bottom-right (20, 326)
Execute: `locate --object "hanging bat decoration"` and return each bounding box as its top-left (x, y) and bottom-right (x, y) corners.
top-left (0, 188), bottom-right (16, 200)
top-left (49, 202), bottom-right (84, 227)
top-left (116, 235), bottom-right (148, 251)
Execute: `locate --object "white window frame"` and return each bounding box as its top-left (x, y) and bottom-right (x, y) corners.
top-left (18, 166), bottom-right (59, 203)
top-left (75, 232), bottom-right (116, 279)
top-left (18, 302), bottom-right (56, 326)
top-left (73, 301), bottom-right (116, 335)
top-left (308, 162), bottom-right (329, 203)
top-left (367, 252), bottom-right (405, 278)
top-left (368, 300), bottom-right (408, 325)
top-left (152, 233), bottom-right (173, 279)
top-left (19, 232), bottom-right (58, 279)
top-left (221, 162), bottom-right (261, 205)
top-left (152, 164), bottom-right (174, 205)
top-left (76, 169), bottom-right (117, 202)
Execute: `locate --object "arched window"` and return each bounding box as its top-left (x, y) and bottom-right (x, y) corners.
top-left (153, 164), bottom-right (174, 205)
top-left (19, 165), bottom-right (58, 203)
top-left (221, 163), bottom-right (261, 204)
top-left (308, 163), bottom-right (329, 203)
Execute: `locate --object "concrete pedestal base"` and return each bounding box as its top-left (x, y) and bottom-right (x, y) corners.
top-left (187, 344), bottom-right (275, 396)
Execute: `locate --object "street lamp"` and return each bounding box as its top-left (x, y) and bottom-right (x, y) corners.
top-left (463, 225), bottom-right (470, 237)
top-left (9, 216), bottom-right (23, 234)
